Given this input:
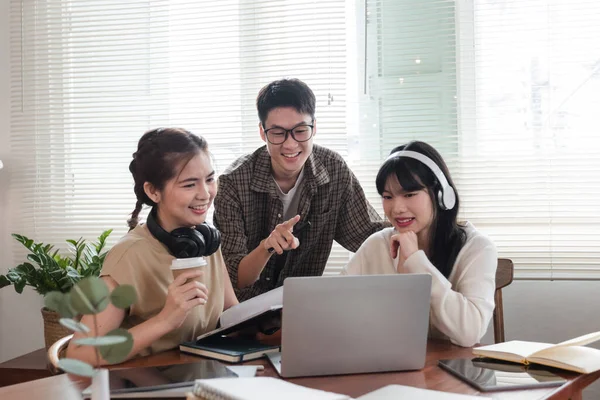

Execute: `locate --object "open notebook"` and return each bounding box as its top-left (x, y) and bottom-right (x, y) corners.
top-left (473, 331), bottom-right (600, 374)
top-left (188, 377), bottom-right (349, 400)
top-left (217, 287), bottom-right (282, 332)
top-left (194, 287), bottom-right (283, 341)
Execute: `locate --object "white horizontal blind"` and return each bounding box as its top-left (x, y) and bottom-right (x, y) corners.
top-left (356, 0), bottom-right (600, 279)
top-left (9, 0), bottom-right (352, 272)
top-left (336, 0), bottom-right (459, 276)
top-left (10, 0), bottom-right (600, 280)
top-left (456, 0), bottom-right (600, 279)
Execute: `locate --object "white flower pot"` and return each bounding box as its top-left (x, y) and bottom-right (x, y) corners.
top-left (91, 368), bottom-right (110, 400)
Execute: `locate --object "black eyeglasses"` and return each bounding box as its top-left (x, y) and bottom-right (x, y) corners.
top-left (264, 124), bottom-right (314, 145)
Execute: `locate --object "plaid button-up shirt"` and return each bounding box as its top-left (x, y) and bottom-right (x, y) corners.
top-left (214, 144), bottom-right (387, 301)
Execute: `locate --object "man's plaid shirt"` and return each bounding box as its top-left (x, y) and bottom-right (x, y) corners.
top-left (214, 144), bottom-right (387, 301)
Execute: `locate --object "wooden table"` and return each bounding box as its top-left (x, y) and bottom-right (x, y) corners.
top-left (0, 340), bottom-right (598, 399)
top-left (0, 349), bottom-right (53, 387)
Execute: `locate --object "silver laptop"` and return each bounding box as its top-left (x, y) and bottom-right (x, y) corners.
top-left (268, 274), bottom-right (432, 378)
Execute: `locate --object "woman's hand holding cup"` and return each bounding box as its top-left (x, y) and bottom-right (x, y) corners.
top-left (159, 258), bottom-right (210, 330)
top-left (158, 269), bottom-right (209, 330)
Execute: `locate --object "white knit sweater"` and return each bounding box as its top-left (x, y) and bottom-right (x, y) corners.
top-left (341, 222), bottom-right (497, 347)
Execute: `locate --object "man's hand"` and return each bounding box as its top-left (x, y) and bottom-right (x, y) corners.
top-left (262, 215), bottom-right (301, 255)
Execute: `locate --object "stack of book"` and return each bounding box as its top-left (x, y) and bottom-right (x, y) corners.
top-left (180, 287), bottom-right (283, 363)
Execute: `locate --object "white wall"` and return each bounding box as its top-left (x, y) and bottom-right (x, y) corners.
top-left (0, 0), bottom-right (45, 363)
top-left (0, 0), bottom-right (10, 364)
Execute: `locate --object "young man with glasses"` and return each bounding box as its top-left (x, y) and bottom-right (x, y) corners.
top-left (214, 78), bottom-right (386, 301)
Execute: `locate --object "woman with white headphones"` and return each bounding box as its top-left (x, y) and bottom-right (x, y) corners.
top-left (342, 141), bottom-right (497, 347)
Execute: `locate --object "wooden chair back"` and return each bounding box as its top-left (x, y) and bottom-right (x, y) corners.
top-left (494, 258), bottom-right (514, 343)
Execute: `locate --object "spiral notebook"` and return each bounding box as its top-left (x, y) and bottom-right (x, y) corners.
top-left (356, 384), bottom-right (489, 399)
top-left (189, 377), bottom-right (350, 400)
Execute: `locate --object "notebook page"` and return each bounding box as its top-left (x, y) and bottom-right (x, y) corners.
top-left (555, 331), bottom-right (600, 348)
top-left (474, 341), bottom-right (553, 360)
top-left (219, 287), bottom-right (283, 329)
top-left (193, 377), bottom-right (350, 400)
top-left (529, 346), bottom-right (600, 374)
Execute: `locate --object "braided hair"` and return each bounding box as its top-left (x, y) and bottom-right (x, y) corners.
top-left (127, 128), bottom-right (208, 230)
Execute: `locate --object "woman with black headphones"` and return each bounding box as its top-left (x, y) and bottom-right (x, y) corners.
top-left (67, 128), bottom-right (238, 364)
top-left (341, 141), bottom-right (497, 348)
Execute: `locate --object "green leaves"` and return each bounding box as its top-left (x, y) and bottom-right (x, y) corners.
top-left (99, 328), bottom-right (133, 364)
top-left (44, 291), bottom-right (76, 318)
top-left (12, 234), bottom-right (36, 252)
top-left (5, 265), bottom-right (30, 294)
top-left (58, 358), bottom-right (96, 377)
top-left (44, 291), bottom-right (66, 314)
top-left (60, 329), bottom-right (133, 375)
top-left (66, 266), bottom-right (82, 283)
top-left (110, 285), bottom-right (137, 309)
top-left (40, 270), bottom-right (137, 377)
top-left (59, 318), bottom-right (90, 333)
top-left (70, 277), bottom-right (110, 315)
top-left (74, 336), bottom-right (127, 346)
top-left (67, 238), bottom-right (86, 272)
top-left (43, 280), bottom-right (136, 319)
top-left (95, 229), bottom-right (113, 254)
top-left (0, 230), bottom-right (113, 296)
top-left (16, 262), bottom-right (36, 276)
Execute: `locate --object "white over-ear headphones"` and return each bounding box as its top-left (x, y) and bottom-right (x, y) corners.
top-left (385, 150), bottom-right (457, 210)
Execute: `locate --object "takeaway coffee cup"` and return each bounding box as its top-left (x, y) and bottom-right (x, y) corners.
top-left (170, 257), bottom-right (207, 283)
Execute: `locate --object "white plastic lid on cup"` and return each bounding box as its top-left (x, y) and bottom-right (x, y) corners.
top-left (170, 257), bottom-right (208, 270)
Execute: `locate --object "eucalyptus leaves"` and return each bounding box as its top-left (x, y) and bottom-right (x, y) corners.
top-left (44, 276), bottom-right (137, 377)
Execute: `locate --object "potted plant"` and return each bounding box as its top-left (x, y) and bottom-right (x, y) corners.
top-left (0, 230), bottom-right (113, 350)
top-left (44, 276), bottom-right (136, 400)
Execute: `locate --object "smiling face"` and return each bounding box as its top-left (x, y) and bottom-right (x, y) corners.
top-left (259, 106), bottom-right (315, 182)
top-left (144, 151), bottom-right (216, 233)
top-left (381, 174), bottom-right (434, 243)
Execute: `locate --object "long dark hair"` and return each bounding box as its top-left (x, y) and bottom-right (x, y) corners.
top-left (375, 141), bottom-right (466, 278)
top-left (127, 127), bottom-right (208, 230)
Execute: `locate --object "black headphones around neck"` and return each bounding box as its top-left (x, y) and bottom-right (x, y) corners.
top-left (146, 208), bottom-right (221, 258)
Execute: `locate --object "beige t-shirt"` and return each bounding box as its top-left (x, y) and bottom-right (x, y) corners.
top-left (100, 224), bottom-right (225, 355)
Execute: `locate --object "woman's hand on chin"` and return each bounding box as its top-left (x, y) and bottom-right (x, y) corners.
top-left (390, 231), bottom-right (419, 271)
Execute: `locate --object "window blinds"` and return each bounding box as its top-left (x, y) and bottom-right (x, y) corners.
top-left (354, 0), bottom-right (600, 279)
top-left (458, 0), bottom-right (600, 279)
top-left (9, 0), bottom-right (353, 269)
top-left (9, 0), bottom-right (600, 279)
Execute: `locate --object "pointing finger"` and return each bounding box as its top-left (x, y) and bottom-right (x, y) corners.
top-left (283, 215), bottom-right (301, 229)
